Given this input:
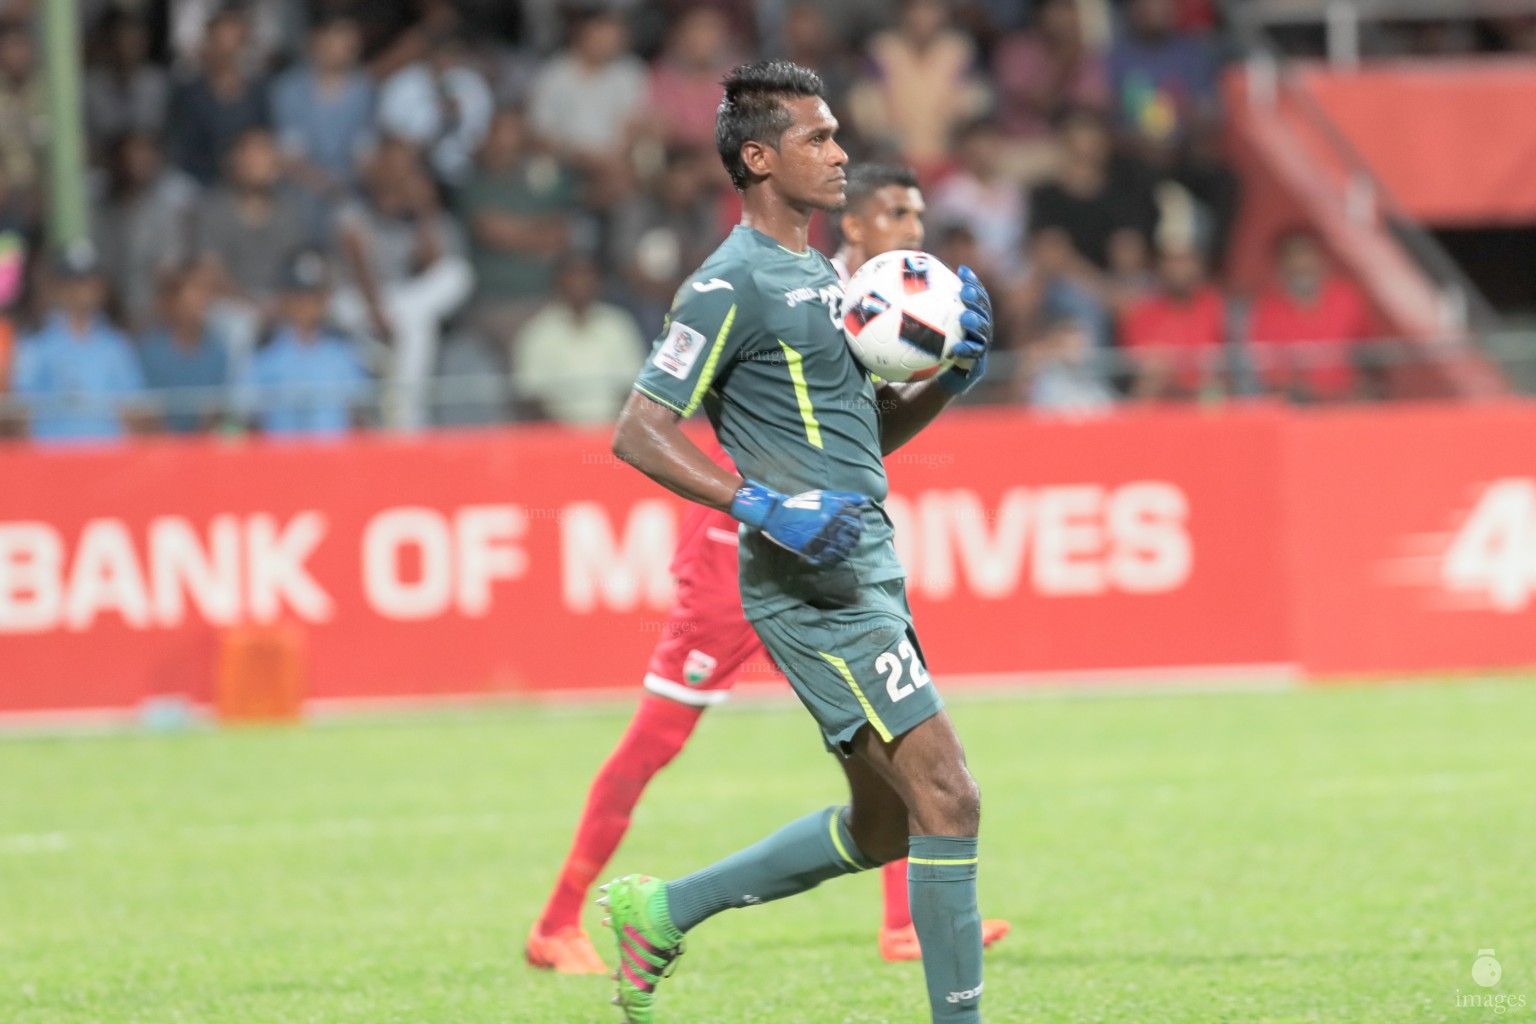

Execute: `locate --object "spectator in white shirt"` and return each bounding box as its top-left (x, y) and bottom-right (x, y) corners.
top-left (513, 255), bottom-right (644, 426)
top-left (930, 118), bottom-right (1029, 281)
top-left (527, 10), bottom-right (646, 204)
top-left (376, 28), bottom-right (494, 189)
top-left (332, 138), bottom-right (473, 430)
top-left (1020, 315), bottom-right (1115, 416)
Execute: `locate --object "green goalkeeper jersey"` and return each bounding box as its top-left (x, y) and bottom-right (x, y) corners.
top-left (632, 225), bottom-right (905, 619)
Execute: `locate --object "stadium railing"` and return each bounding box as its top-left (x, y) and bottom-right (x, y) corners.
top-left (3, 331), bottom-right (1534, 438)
top-left (1230, 0), bottom-right (1536, 67)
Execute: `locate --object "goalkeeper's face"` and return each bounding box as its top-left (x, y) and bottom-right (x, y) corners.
top-left (770, 96), bottom-right (849, 213)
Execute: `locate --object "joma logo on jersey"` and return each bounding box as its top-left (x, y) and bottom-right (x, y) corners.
top-left (785, 283), bottom-right (846, 329)
top-left (784, 284), bottom-right (844, 309)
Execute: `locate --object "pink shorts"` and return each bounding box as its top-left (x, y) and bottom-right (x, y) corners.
top-left (643, 511), bottom-right (767, 707)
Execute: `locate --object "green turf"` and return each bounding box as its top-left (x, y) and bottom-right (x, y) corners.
top-left (3, 679), bottom-right (1534, 1023)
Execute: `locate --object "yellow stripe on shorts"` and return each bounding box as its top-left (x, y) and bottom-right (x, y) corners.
top-left (818, 651), bottom-right (892, 742)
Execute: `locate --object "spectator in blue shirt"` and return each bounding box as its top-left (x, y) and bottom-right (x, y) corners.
top-left (270, 16), bottom-right (375, 218)
top-left (238, 249), bottom-right (369, 437)
top-left (138, 266), bottom-right (232, 434)
top-left (11, 244), bottom-right (148, 444)
top-left (1108, 0), bottom-right (1220, 153)
top-left (1106, 0), bottom-right (1239, 266)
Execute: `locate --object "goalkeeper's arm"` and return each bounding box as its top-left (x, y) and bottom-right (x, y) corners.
top-left (611, 391), bottom-right (742, 513)
top-left (611, 392), bottom-right (868, 568)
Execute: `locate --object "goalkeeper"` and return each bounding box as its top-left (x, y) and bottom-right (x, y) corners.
top-left (594, 61), bottom-right (996, 1024)
top-left (527, 163), bottom-right (1008, 975)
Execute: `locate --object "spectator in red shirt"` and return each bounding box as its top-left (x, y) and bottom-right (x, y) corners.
top-left (1120, 241), bottom-right (1227, 400)
top-left (646, 7), bottom-right (740, 153)
top-left (1247, 229), bottom-right (1375, 402)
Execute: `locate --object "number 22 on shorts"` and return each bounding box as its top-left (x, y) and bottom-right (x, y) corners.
top-left (878, 640), bottom-right (930, 702)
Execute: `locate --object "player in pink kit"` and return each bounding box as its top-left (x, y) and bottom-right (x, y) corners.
top-left (637, 445), bottom-right (760, 713)
top-left (527, 165), bottom-right (1009, 973)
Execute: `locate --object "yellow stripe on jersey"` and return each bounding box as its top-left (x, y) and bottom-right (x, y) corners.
top-left (681, 304), bottom-right (737, 417)
top-left (778, 341), bottom-right (824, 449)
top-left (818, 651), bottom-right (891, 742)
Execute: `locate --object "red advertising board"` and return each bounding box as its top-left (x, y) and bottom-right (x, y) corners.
top-left (1287, 403), bottom-right (1536, 675)
top-left (883, 407), bottom-right (1290, 675)
top-left (3, 402), bottom-right (1535, 717)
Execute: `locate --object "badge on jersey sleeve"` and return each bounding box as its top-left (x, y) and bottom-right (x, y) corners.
top-left (654, 321), bottom-right (707, 379)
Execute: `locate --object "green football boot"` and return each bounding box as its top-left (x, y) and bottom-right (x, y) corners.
top-left (597, 875), bottom-right (686, 1024)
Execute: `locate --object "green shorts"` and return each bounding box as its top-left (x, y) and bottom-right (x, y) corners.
top-left (751, 579), bottom-right (945, 755)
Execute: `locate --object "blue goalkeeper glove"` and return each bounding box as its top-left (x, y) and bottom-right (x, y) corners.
top-left (938, 265), bottom-right (993, 396)
top-left (731, 481), bottom-right (870, 567)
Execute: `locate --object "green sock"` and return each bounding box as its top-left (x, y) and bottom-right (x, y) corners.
top-left (664, 806), bottom-right (875, 933)
top-left (909, 835), bottom-right (983, 1023)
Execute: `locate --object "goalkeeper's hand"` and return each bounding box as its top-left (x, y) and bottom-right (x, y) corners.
top-left (939, 265), bottom-right (993, 396)
top-left (730, 481), bottom-right (870, 567)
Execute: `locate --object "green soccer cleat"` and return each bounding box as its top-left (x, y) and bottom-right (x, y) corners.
top-left (597, 875), bottom-right (685, 1024)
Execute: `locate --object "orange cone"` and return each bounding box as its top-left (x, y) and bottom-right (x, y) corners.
top-left (215, 625), bottom-right (307, 723)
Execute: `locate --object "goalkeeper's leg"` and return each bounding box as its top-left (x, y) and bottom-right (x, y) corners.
top-left (880, 855), bottom-right (1012, 962)
top-left (853, 713), bottom-right (985, 1023)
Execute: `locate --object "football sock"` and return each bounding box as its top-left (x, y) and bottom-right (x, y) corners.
top-left (882, 858), bottom-right (913, 930)
top-left (664, 805), bottom-right (876, 934)
top-left (537, 694), bottom-right (703, 934)
top-left (908, 835), bottom-right (983, 1023)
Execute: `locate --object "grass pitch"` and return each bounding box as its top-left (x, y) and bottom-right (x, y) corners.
top-left (2, 679), bottom-right (1534, 1023)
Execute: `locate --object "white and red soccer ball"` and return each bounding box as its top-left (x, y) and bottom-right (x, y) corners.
top-left (839, 250), bottom-right (967, 382)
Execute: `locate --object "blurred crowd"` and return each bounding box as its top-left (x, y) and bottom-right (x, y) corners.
top-left (0, 0), bottom-right (1393, 445)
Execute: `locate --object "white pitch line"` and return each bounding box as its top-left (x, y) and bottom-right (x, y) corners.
top-left (0, 811), bottom-right (511, 857)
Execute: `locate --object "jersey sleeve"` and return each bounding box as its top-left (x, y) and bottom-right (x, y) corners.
top-left (632, 275), bottom-right (752, 417)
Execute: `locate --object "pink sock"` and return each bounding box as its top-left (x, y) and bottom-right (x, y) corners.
top-left (537, 695), bottom-right (702, 932)
top-left (882, 858), bottom-right (913, 930)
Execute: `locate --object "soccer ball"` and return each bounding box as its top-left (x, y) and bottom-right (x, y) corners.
top-left (840, 250), bottom-right (967, 382)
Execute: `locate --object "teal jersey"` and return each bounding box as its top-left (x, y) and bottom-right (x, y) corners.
top-left (632, 225), bottom-right (904, 618)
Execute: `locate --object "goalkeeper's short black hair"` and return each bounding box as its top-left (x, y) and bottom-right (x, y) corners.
top-left (715, 60), bottom-right (827, 193)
